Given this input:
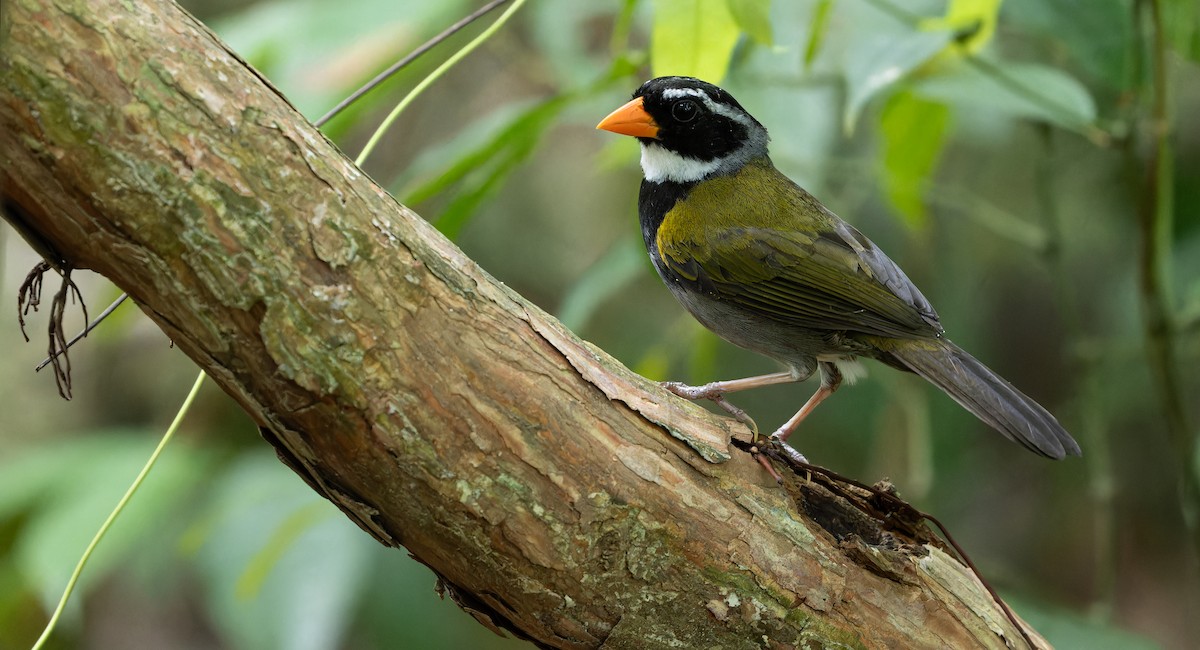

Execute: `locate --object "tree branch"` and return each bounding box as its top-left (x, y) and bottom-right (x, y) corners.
top-left (0, 0), bottom-right (1046, 647)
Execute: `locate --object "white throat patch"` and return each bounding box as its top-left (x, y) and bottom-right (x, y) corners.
top-left (640, 143), bottom-right (721, 183)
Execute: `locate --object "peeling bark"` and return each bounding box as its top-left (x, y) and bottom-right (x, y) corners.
top-left (0, 1), bottom-right (1048, 648)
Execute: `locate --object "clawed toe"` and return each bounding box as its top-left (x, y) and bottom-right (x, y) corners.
top-left (662, 382), bottom-right (761, 440)
top-left (750, 438), bottom-right (808, 483)
top-left (659, 376), bottom-right (812, 474)
top-left (768, 432), bottom-right (809, 465)
top-left (711, 395), bottom-right (759, 440)
top-left (752, 447), bottom-right (784, 483)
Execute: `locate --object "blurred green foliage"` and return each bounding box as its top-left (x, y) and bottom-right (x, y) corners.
top-left (649, 0), bottom-right (742, 80)
top-left (3, 0), bottom-right (1199, 648)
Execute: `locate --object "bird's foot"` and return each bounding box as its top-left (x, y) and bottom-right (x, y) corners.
top-left (711, 395), bottom-right (760, 441)
top-left (749, 432), bottom-right (808, 484)
top-left (662, 381), bottom-right (760, 441)
top-left (750, 446), bottom-right (785, 483)
top-left (768, 429), bottom-right (809, 465)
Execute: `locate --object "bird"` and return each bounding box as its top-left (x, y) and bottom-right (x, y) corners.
top-left (595, 76), bottom-right (1081, 465)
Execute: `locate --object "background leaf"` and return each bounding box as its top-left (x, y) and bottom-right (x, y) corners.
top-left (878, 91), bottom-right (951, 229)
top-left (557, 237), bottom-right (648, 330)
top-left (1006, 594), bottom-right (1164, 650)
top-left (188, 454), bottom-right (374, 650)
top-left (0, 433), bottom-right (213, 610)
top-left (803, 0), bottom-right (834, 69)
top-left (1164, 0), bottom-right (1200, 62)
top-left (651, 0), bottom-right (741, 81)
top-left (909, 58), bottom-right (1097, 132)
top-left (919, 0), bottom-right (1003, 54)
top-left (1001, 0), bottom-right (1132, 91)
top-left (400, 97), bottom-right (572, 240)
top-left (210, 0), bottom-right (470, 118)
top-left (726, 0), bottom-right (773, 45)
top-left (842, 29), bottom-right (949, 133)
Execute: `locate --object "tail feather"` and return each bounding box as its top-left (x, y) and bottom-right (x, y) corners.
top-left (886, 339), bottom-right (1081, 459)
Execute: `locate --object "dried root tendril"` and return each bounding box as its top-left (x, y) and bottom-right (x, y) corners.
top-left (17, 261), bottom-right (89, 399)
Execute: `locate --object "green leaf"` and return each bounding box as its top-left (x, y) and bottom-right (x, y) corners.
top-left (1182, 281), bottom-right (1200, 334)
top-left (650, 0), bottom-right (742, 81)
top-left (632, 347), bottom-right (672, 382)
top-left (399, 95), bottom-right (571, 240)
top-left (1001, 0), bottom-right (1131, 91)
top-left (210, 0), bottom-right (470, 117)
top-left (803, 0), bottom-right (834, 69)
top-left (936, 186), bottom-right (1049, 251)
top-left (558, 238), bottom-right (648, 330)
top-left (909, 58), bottom-right (1097, 132)
top-left (879, 92), bottom-right (951, 229)
top-left (190, 453), bottom-right (372, 650)
top-left (918, 0), bottom-right (1002, 54)
top-left (234, 500), bottom-right (335, 601)
top-left (1164, 0), bottom-right (1200, 62)
top-left (726, 0), bottom-right (773, 45)
top-left (0, 433), bottom-right (214, 612)
top-left (842, 28), bottom-right (952, 133)
top-left (687, 324), bottom-right (723, 383)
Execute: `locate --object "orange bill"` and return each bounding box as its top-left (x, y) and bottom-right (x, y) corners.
top-left (596, 96), bottom-right (659, 138)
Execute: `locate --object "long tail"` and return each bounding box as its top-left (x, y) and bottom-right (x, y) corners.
top-left (884, 338), bottom-right (1081, 459)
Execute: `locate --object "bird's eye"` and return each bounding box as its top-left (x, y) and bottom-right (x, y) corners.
top-left (671, 99), bottom-right (698, 123)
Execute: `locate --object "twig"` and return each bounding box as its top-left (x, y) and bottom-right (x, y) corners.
top-left (31, 372), bottom-right (206, 650)
top-left (354, 0), bottom-right (528, 166)
top-left (35, 293), bottom-right (129, 372)
top-left (312, 0), bottom-right (511, 129)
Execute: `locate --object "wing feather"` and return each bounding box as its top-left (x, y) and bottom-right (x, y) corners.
top-left (661, 222), bottom-right (942, 339)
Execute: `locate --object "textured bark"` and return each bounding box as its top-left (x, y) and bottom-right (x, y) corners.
top-left (0, 1), bottom-right (1048, 648)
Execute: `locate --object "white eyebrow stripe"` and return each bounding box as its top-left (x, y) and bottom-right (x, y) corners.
top-left (697, 94), bottom-right (755, 128)
top-left (661, 87), bottom-right (708, 100)
top-left (662, 86), bottom-right (757, 130)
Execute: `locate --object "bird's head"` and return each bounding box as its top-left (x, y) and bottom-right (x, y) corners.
top-left (597, 76), bottom-right (770, 184)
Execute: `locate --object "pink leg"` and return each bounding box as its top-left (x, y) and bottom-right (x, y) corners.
top-left (770, 385), bottom-right (836, 442)
top-left (662, 371), bottom-right (797, 400)
top-left (663, 371), bottom-right (799, 440)
top-left (769, 363), bottom-right (844, 463)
